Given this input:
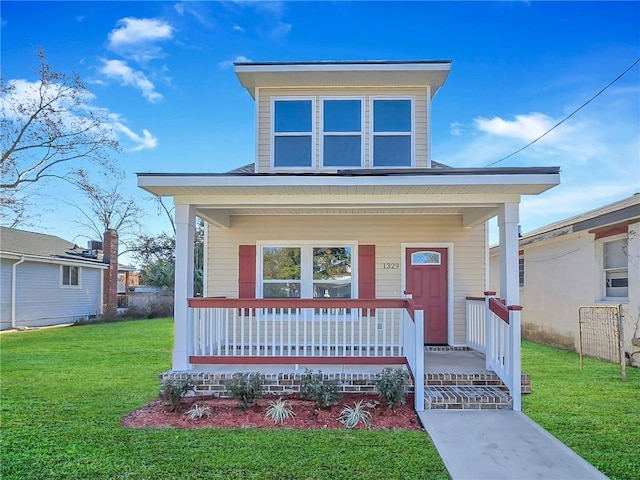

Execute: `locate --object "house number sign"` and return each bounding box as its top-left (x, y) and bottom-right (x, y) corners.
top-left (383, 263), bottom-right (400, 269)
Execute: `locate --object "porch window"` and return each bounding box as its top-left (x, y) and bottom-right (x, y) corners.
top-left (313, 247), bottom-right (352, 299)
top-left (61, 265), bottom-right (80, 287)
top-left (273, 99), bottom-right (314, 168)
top-left (260, 245), bottom-right (353, 299)
top-left (371, 98), bottom-right (413, 167)
top-left (603, 238), bottom-right (628, 298)
top-left (321, 99), bottom-right (363, 167)
top-left (262, 247), bottom-right (301, 298)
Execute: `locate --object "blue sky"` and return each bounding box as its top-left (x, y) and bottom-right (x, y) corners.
top-left (2, 1), bottom-right (639, 251)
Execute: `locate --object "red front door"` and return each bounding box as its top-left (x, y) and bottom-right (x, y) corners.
top-left (405, 247), bottom-right (448, 345)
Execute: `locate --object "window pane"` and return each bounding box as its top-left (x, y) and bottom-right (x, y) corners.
top-left (274, 136), bottom-right (312, 167)
top-left (70, 266), bottom-right (79, 285)
top-left (263, 247), bottom-right (301, 280)
top-left (313, 247), bottom-right (352, 281)
top-left (606, 270), bottom-right (628, 297)
top-left (604, 239), bottom-right (627, 269)
top-left (324, 100), bottom-right (361, 132)
top-left (274, 100), bottom-right (312, 132)
top-left (62, 266), bottom-right (70, 285)
top-left (313, 282), bottom-right (352, 299)
top-left (323, 136), bottom-right (361, 167)
top-left (373, 99), bottom-right (411, 132)
top-left (263, 282), bottom-right (301, 298)
top-left (373, 136), bottom-right (411, 167)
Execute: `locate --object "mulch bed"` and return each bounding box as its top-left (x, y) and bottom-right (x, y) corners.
top-left (121, 393), bottom-right (422, 430)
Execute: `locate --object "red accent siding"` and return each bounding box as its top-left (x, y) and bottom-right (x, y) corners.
top-left (594, 226), bottom-right (628, 240)
top-left (358, 245), bottom-right (376, 300)
top-left (238, 245), bottom-right (256, 299)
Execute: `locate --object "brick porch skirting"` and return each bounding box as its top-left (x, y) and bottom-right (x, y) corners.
top-left (160, 371), bottom-right (416, 398)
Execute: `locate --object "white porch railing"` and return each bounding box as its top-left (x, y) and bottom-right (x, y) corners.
top-left (466, 293), bottom-right (523, 411)
top-left (465, 297), bottom-right (486, 353)
top-left (187, 298), bottom-right (425, 411)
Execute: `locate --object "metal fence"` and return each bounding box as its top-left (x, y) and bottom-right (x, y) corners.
top-left (578, 304), bottom-right (626, 381)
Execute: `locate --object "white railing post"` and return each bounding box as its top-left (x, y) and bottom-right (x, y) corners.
top-left (484, 291), bottom-right (495, 371)
top-left (414, 309), bottom-right (425, 412)
top-left (509, 306), bottom-right (522, 411)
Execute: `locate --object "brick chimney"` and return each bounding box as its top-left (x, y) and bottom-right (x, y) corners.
top-left (103, 229), bottom-right (118, 316)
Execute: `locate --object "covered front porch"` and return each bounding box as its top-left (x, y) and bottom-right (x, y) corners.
top-left (137, 167), bottom-right (560, 412)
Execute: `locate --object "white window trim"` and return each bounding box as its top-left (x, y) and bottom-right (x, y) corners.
top-left (256, 241), bottom-right (359, 299)
top-left (369, 96), bottom-right (415, 169)
top-left (270, 96), bottom-right (316, 170)
top-left (60, 264), bottom-right (82, 289)
top-left (319, 96), bottom-right (365, 169)
top-left (598, 234), bottom-right (629, 301)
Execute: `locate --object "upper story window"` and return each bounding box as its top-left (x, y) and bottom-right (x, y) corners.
top-left (273, 98), bottom-right (314, 168)
top-left (61, 265), bottom-right (80, 287)
top-left (371, 98), bottom-right (413, 167)
top-left (321, 99), bottom-right (363, 168)
top-left (603, 238), bottom-right (628, 298)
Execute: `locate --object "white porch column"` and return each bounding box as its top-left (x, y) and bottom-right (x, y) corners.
top-left (498, 202), bottom-right (520, 305)
top-left (173, 204), bottom-right (196, 371)
top-left (498, 202), bottom-right (522, 411)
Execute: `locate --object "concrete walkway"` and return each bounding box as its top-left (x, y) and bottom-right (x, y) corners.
top-left (419, 410), bottom-right (608, 480)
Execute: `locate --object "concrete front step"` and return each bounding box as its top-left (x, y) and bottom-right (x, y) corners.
top-left (425, 385), bottom-right (513, 410)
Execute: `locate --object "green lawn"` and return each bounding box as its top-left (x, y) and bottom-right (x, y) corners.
top-left (522, 340), bottom-right (640, 480)
top-left (0, 319), bottom-right (448, 480)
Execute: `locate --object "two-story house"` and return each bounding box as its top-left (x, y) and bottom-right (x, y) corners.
top-left (138, 60), bottom-right (560, 411)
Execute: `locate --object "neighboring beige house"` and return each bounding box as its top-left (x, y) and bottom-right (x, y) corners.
top-left (490, 194), bottom-right (640, 366)
top-left (0, 227), bottom-right (107, 330)
top-left (138, 60), bottom-right (560, 411)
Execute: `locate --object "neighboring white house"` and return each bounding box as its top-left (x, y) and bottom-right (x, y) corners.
top-left (489, 194), bottom-right (640, 366)
top-left (0, 227), bottom-right (107, 330)
top-left (138, 60), bottom-right (561, 411)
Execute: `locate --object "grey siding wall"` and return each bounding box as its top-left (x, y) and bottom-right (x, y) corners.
top-left (1, 259), bottom-right (14, 330)
top-left (4, 261), bottom-right (103, 329)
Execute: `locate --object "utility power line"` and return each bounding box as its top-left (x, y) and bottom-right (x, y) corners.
top-left (486, 57), bottom-right (640, 167)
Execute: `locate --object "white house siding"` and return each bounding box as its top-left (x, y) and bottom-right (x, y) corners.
top-left (10, 262), bottom-right (103, 329)
top-left (257, 87), bottom-right (429, 173)
top-left (490, 223), bottom-right (640, 361)
top-left (1, 259), bottom-right (15, 330)
top-left (207, 215), bottom-right (486, 345)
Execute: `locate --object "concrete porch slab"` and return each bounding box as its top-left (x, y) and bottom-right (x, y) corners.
top-left (418, 410), bottom-right (607, 480)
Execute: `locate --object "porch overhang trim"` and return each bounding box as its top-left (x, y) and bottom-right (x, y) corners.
top-left (137, 169), bottom-right (560, 198)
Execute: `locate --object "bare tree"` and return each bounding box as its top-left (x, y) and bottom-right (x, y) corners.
top-left (1, 48), bottom-right (119, 225)
top-left (70, 173), bottom-right (144, 252)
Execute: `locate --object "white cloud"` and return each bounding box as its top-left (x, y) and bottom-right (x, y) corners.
top-left (99, 59), bottom-right (163, 103)
top-left (449, 122), bottom-right (463, 136)
top-left (269, 20), bottom-right (291, 41)
top-left (108, 17), bottom-right (174, 62)
top-left (174, 3), bottom-right (185, 16)
top-left (474, 112), bottom-right (557, 142)
top-left (233, 24), bottom-right (245, 32)
top-left (218, 55), bottom-right (252, 69)
top-left (112, 121), bottom-right (158, 151)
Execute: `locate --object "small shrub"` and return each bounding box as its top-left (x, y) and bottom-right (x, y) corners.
top-left (224, 372), bottom-right (264, 409)
top-left (299, 369), bottom-right (341, 409)
top-left (339, 400), bottom-right (372, 429)
top-left (160, 379), bottom-right (194, 411)
top-left (375, 368), bottom-right (409, 409)
top-left (265, 398), bottom-right (296, 424)
top-left (185, 403), bottom-right (211, 420)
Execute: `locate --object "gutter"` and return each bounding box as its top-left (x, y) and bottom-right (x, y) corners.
top-left (11, 256), bottom-right (26, 329)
